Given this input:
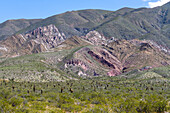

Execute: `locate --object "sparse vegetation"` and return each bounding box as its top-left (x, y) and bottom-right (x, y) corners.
top-left (0, 72), bottom-right (169, 112)
top-left (0, 52), bottom-right (169, 112)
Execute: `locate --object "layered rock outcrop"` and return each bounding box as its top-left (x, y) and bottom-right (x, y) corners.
top-left (24, 24), bottom-right (66, 49)
top-left (81, 31), bottom-right (107, 45)
top-left (0, 24), bottom-right (67, 57)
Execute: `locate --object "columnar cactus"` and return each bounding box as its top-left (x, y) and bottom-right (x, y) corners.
top-left (33, 85), bottom-right (36, 92)
top-left (61, 87), bottom-right (64, 93)
top-left (69, 88), bottom-right (73, 93)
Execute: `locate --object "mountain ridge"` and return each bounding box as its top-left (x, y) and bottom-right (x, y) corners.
top-left (0, 2), bottom-right (170, 43)
top-left (11, 2), bottom-right (169, 48)
top-left (0, 19), bottom-right (42, 41)
top-left (0, 2), bottom-right (169, 77)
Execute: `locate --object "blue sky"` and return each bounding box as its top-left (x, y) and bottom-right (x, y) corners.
top-left (0, 0), bottom-right (169, 23)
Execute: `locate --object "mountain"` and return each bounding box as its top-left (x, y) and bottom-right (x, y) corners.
top-left (0, 19), bottom-right (42, 40)
top-left (5, 2), bottom-right (168, 49)
top-left (1, 23), bottom-right (169, 77)
top-left (0, 2), bottom-right (169, 78)
top-left (0, 3), bottom-right (170, 48)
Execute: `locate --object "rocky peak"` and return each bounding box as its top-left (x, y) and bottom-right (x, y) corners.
top-left (82, 31), bottom-right (107, 45)
top-left (24, 24), bottom-right (66, 49)
top-left (0, 24), bottom-right (67, 57)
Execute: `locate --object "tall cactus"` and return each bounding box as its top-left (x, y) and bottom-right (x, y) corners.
top-left (33, 85), bottom-right (36, 92)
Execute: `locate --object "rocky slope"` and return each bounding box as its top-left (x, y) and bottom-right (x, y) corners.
top-left (0, 24), bottom-right (110, 57)
top-left (0, 23), bottom-right (169, 77)
top-left (61, 39), bottom-right (170, 76)
top-left (0, 24), bottom-right (66, 57)
top-left (81, 31), bottom-right (107, 45)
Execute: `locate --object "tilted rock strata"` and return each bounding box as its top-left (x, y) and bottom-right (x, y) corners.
top-left (0, 24), bottom-right (67, 57)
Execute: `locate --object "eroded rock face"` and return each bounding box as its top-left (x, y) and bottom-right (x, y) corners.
top-left (107, 39), bottom-right (170, 72)
top-left (0, 29), bottom-right (107, 58)
top-left (81, 31), bottom-right (107, 45)
top-left (67, 46), bottom-right (123, 76)
top-left (88, 51), bottom-right (116, 69)
top-left (130, 39), bottom-right (170, 54)
top-left (87, 48), bottom-right (123, 76)
top-left (0, 24), bottom-right (67, 57)
top-left (24, 24), bottom-right (66, 49)
top-left (65, 39), bottom-right (170, 77)
top-left (64, 59), bottom-right (90, 76)
top-left (65, 59), bottom-right (89, 71)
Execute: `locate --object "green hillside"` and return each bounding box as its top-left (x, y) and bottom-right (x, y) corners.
top-left (0, 19), bottom-right (42, 40)
top-left (13, 2), bottom-right (170, 48)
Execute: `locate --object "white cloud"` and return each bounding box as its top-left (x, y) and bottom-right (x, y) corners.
top-left (148, 0), bottom-right (170, 8)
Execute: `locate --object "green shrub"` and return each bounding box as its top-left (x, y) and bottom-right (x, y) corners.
top-left (9, 97), bottom-right (24, 107)
top-left (61, 104), bottom-right (82, 112)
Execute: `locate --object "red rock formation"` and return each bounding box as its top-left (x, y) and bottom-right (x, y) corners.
top-left (65, 59), bottom-right (89, 71)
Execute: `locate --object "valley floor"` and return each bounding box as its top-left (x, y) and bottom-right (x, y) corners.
top-left (0, 75), bottom-right (170, 113)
